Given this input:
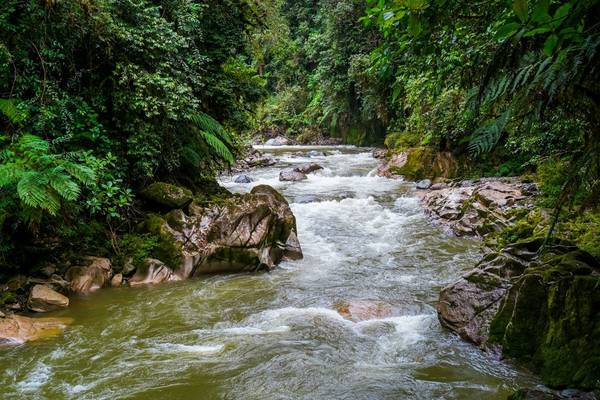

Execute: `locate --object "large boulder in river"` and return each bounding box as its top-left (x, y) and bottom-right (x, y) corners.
top-left (0, 314), bottom-right (73, 345)
top-left (438, 239), bottom-right (600, 390)
top-left (65, 256), bottom-right (112, 294)
top-left (27, 285), bottom-right (69, 312)
top-left (142, 184), bottom-right (302, 277)
top-left (141, 182), bottom-right (193, 209)
top-left (279, 169), bottom-right (307, 182)
top-left (377, 147), bottom-right (461, 180)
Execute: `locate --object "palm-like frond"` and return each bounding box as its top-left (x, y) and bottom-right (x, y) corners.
top-left (199, 131), bottom-right (235, 165)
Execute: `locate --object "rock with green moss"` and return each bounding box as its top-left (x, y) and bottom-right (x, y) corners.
top-left (141, 182), bottom-right (193, 209)
top-left (419, 178), bottom-right (532, 237)
top-left (377, 147), bottom-right (462, 180)
top-left (137, 184), bottom-right (302, 279)
top-left (438, 239), bottom-right (600, 391)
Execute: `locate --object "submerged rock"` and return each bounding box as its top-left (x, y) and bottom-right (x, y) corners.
top-left (27, 285), bottom-right (69, 313)
top-left (438, 239), bottom-right (600, 391)
top-left (279, 169), bottom-right (307, 181)
top-left (234, 174), bottom-right (254, 184)
top-left (65, 256), bottom-right (112, 294)
top-left (0, 315), bottom-right (73, 345)
top-left (141, 182), bottom-right (193, 209)
top-left (335, 300), bottom-right (393, 322)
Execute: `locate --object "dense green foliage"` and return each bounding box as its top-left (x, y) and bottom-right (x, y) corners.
top-left (0, 0), bottom-right (598, 272)
top-left (0, 0), bottom-right (269, 271)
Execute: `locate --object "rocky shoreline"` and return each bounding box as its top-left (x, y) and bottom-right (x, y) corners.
top-left (375, 148), bottom-right (599, 397)
top-left (1, 180), bottom-right (302, 344)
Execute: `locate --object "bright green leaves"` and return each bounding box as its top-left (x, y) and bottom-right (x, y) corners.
top-left (495, 0), bottom-right (582, 57)
top-left (0, 134), bottom-right (96, 216)
top-left (495, 22), bottom-right (522, 40)
top-left (513, 0), bottom-right (529, 22)
top-left (365, 0), bottom-right (431, 37)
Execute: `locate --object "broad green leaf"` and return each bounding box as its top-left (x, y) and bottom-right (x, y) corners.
top-left (408, 14), bottom-right (422, 36)
top-left (531, 0), bottom-right (550, 22)
top-left (513, 0), bottom-right (528, 22)
top-left (543, 34), bottom-right (558, 56)
top-left (495, 22), bottom-right (521, 40)
top-left (523, 26), bottom-right (552, 37)
top-left (551, 3), bottom-right (571, 28)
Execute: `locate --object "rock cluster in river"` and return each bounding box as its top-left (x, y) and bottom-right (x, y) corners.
top-left (438, 238), bottom-right (600, 391)
top-left (416, 178), bottom-right (535, 237)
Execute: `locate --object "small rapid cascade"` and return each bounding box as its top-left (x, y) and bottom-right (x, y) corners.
top-left (0, 146), bottom-right (539, 400)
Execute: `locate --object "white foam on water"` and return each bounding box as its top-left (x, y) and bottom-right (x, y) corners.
top-left (218, 325), bottom-right (291, 335)
top-left (16, 361), bottom-right (52, 393)
top-left (150, 343), bottom-right (225, 354)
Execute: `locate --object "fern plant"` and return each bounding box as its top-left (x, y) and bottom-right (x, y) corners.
top-left (185, 112), bottom-right (236, 167)
top-left (0, 134), bottom-right (95, 216)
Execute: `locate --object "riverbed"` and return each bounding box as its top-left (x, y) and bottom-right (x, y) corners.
top-left (0, 146), bottom-right (538, 399)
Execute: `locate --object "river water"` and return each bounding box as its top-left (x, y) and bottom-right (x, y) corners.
top-left (0, 146), bottom-right (538, 399)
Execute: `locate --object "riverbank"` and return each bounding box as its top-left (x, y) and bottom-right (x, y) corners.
top-left (375, 147), bottom-right (600, 398)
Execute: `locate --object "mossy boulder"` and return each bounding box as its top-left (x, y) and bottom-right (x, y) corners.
top-left (378, 147), bottom-right (463, 180)
top-left (438, 239), bottom-right (600, 391)
top-left (136, 184), bottom-right (302, 280)
top-left (141, 182), bottom-right (193, 209)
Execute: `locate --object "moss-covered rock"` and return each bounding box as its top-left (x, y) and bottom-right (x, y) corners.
top-left (141, 182), bottom-right (193, 209)
top-left (377, 146), bottom-right (466, 180)
top-left (439, 239), bottom-right (600, 391)
top-left (135, 184), bottom-right (301, 279)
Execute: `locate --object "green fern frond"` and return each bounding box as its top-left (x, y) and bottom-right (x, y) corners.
top-left (199, 131), bottom-right (235, 165)
top-left (190, 112), bottom-right (234, 146)
top-left (469, 108), bottom-right (511, 156)
top-left (0, 99), bottom-right (27, 124)
top-left (17, 172), bottom-right (60, 215)
top-left (48, 168), bottom-right (81, 201)
top-left (63, 162), bottom-right (95, 185)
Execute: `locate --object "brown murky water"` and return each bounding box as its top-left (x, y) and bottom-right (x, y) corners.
top-left (0, 147), bottom-right (538, 399)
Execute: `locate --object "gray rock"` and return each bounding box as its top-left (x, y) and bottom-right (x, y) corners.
top-left (129, 259), bottom-right (177, 287)
top-left (234, 174), bottom-right (254, 184)
top-left (279, 169), bottom-right (307, 182)
top-left (307, 150), bottom-right (321, 157)
top-left (372, 149), bottom-right (387, 159)
top-left (265, 136), bottom-right (290, 146)
top-left (295, 163), bottom-right (323, 174)
top-left (416, 179), bottom-right (432, 189)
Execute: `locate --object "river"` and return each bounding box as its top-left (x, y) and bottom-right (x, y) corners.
top-left (0, 146), bottom-right (538, 399)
